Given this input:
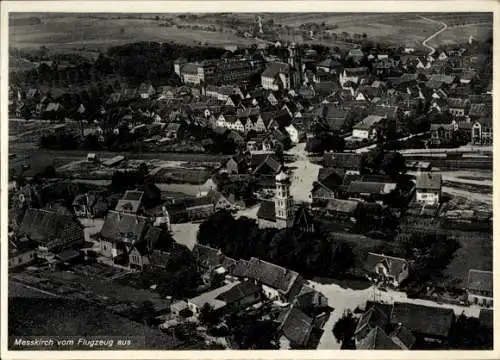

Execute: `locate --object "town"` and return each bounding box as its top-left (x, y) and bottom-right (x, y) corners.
top-left (8, 12), bottom-right (493, 350)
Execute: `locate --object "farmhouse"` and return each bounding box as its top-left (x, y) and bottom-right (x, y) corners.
top-left (352, 115), bottom-right (386, 140)
top-left (467, 269), bottom-right (493, 307)
top-left (415, 172), bottom-right (442, 206)
top-left (364, 253), bottom-right (410, 288)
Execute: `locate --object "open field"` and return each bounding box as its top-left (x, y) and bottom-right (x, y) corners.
top-left (10, 12), bottom-right (490, 53)
top-left (428, 22), bottom-right (493, 47)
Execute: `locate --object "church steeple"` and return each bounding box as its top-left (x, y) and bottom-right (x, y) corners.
top-left (274, 170), bottom-right (294, 228)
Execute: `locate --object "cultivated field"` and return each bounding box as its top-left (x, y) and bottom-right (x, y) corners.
top-left (10, 12), bottom-right (491, 53)
top-left (428, 23), bottom-right (493, 47)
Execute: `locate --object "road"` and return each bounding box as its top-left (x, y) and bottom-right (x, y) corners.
top-left (353, 132), bottom-right (429, 154)
top-left (286, 142), bottom-right (320, 203)
top-left (418, 15), bottom-right (448, 56)
top-left (313, 280), bottom-right (481, 349)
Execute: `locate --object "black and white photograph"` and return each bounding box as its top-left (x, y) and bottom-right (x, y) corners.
top-left (3, 1), bottom-right (495, 354)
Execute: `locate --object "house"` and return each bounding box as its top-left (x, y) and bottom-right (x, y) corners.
top-left (390, 302), bottom-right (455, 342)
top-left (138, 83), bottom-right (156, 99)
top-left (347, 48), bottom-right (364, 64)
top-left (231, 257), bottom-right (304, 302)
top-left (471, 118), bottom-right (492, 145)
top-left (430, 122), bottom-right (457, 146)
top-left (192, 243), bottom-right (236, 275)
top-left (468, 103), bottom-right (490, 120)
top-left (354, 303), bottom-right (390, 344)
top-left (324, 199), bottom-right (360, 228)
top-left (323, 152), bottom-right (361, 174)
top-left (339, 67), bottom-right (368, 88)
top-left (284, 123), bottom-right (303, 144)
top-left (102, 155), bottom-right (126, 167)
top-left (467, 269), bottom-right (493, 307)
top-left (389, 324), bottom-right (416, 349)
top-left (261, 62), bottom-right (292, 91)
top-left (8, 237), bottom-right (38, 269)
top-left (165, 122), bottom-right (181, 139)
top-left (250, 153), bottom-right (282, 176)
top-left (181, 281), bottom-right (243, 315)
top-left (19, 208), bottom-right (85, 254)
top-left (72, 193), bottom-right (108, 218)
top-left (479, 309), bottom-right (494, 330)
top-left (161, 196), bottom-right (215, 224)
top-left (415, 172), bottom-right (442, 206)
top-left (356, 327), bottom-right (402, 350)
top-left (352, 115), bottom-right (386, 140)
top-left (115, 190), bottom-right (144, 214)
top-left (98, 211), bottom-right (169, 270)
top-left (346, 180), bottom-right (397, 202)
top-left (364, 252), bottom-right (410, 288)
top-left (277, 307), bottom-right (315, 349)
top-left (447, 97), bottom-right (470, 118)
top-left (316, 58), bottom-right (343, 74)
top-left (311, 169), bottom-right (346, 206)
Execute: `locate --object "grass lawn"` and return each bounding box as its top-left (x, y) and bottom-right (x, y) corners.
top-left (9, 296), bottom-right (181, 349)
top-left (441, 230), bottom-right (492, 289)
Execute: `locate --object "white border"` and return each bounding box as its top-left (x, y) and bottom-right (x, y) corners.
top-left (1, 1), bottom-right (499, 359)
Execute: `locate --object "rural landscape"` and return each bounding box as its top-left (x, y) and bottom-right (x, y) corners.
top-left (7, 11), bottom-right (494, 352)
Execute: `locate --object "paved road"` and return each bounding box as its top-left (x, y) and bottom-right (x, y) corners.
top-left (419, 15), bottom-right (448, 56)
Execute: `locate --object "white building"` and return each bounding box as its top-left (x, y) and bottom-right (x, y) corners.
top-left (257, 171), bottom-right (295, 229)
top-left (415, 172), bottom-right (442, 206)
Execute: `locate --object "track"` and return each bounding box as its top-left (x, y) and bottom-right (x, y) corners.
top-left (419, 15), bottom-right (448, 56)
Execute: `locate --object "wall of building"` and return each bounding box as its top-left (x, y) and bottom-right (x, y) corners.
top-left (468, 293), bottom-right (493, 307)
top-left (352, 129), bottom-right (370, 139)
top-left (9, 250), bottom-right (36, 269)
top-left (416, 190), bottom-right (440, 206)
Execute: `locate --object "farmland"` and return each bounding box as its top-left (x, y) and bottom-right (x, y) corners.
top-left (9, 12), bottom-right (492, 54)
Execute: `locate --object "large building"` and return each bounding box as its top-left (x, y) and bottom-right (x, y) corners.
top-left (174, 54), bottom-right (265, 86)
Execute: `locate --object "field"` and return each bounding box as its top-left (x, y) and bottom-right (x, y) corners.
top-left (9, 12), bottom-right (492, 53)
top-left (428, 22), bottom-right (493, 47)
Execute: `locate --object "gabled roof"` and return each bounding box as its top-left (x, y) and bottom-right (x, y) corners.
top-left (355, 305), bottom-right (389, 337)
top-left (428, 74), bottom-right (456, 85)
top-left (357, 327), bottom-right (401, 350)
top-left (277, 307), bottom-right (314, 347)
top-left (252, 154), bottom-right (282, 175)
top-left (389, 325), bottom-right (416, 349)
top-left (347, 181), bottom-right (395, 195)
top-left (416, 172), bottom-right (442, 191)
top-left (262, 62), bottom-right (291, 78)
top-left (467, 269), bottom-right (493, 295)
top-left (317, 58), bottom-right (343, 69)
top-left (326, 199), bottom-right (359, 214)
top-left (239, 257), bottom-right (300, 295)
top-left (390, 302), bottom-right (455, 338)
top-left (447, 97), bottom-right (469, 109)
top-left (323, 152), bottom-right (361, 170)
top-left (365, 253), bottom-right (409, 278)
top-left (479, 309), bottom-right (493, 329)
top-left (19, 208), bottom-right (84, 248)
top-left (115, 191), bottom-right (144, 214)
top-left (216, 280), bottom-right (261, 304)
top-left (353, 115), bottom-right (385, 130)
top-left (100, 211), bottom-right (150, 244)
top-left (344, 67), bottom-right (368, 76)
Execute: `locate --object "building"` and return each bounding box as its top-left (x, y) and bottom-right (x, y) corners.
top-left (415, 172), bottom-right (442, 206)
top-left (471, 118), bottom-right (492, 145)
top-left (430, 122), bottom-right (457, 146)
top-left (339, 67), bottom-right (368, 88)
top-left (18, 208), bottom-right (85, 254)
top-left (261, 62), bottom-right (293, 91)
top-left (257, 171), bottom-right (295, 229)
top-left (98, 211), bottom-right (169, 270)
top-left (115, 190), bottom-right (144, 214)
top-left (323, 152), bottom-right (362, 174)
top-left (447, 97), bottom-right (470, 119)
top-left (354, 303), bottom-right (390, 345)
top-left (364, 252), bottom-right (410, 288)
top-left (352, 115), bottom-right (386, 140)
top-left (390, 302), bottom-right (455, 343)
top-left (356, 327), bottom-right (402, 350)
top-left (467, 269), bottom-right (493, 307)
top-left (8, 237), bottom-right (38, 269)
top-left (231, 257), bottom-right (304, 302)
top-left (277, 307), bottom-right (315, 349)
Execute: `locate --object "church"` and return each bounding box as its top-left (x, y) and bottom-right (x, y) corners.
top-left (256, 170), bottom-right (315, 233)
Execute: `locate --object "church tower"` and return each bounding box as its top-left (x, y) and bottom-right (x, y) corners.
top-left (288, 42), bottom-right (303, 90)
top-left (274, 170), bottom-right (294, 229)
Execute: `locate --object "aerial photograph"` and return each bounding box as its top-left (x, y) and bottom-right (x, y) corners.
top-left (7, 11), bottom-right (493, 350)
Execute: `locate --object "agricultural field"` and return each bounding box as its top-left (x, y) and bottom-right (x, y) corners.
top-left (428, 23), bottom-right (493, 47)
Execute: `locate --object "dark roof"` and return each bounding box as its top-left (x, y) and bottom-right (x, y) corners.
top-left (416, 172), bottom-right (442, 190)
top-left (56, 249), bottom-right (82, 262)
top-left (240, 257), bottom-right (300, 295)
top-left (256, 200), bottom-right (276, 222)
top-left (231, 259), bottom-right (250, 278)
top-left (19, 208), bottom-right (84, 248)
top-left (355, 305), bottom-right (389, 337)
top-left (192, 244), bottom-right (235, 270)
top-left (390, 302), bottom-right (455, 338)
top-left (295, 286), bottom-right (329, 310)
top-left (100, 211), bottom-right (149, 244)
top-left (357, 327), bottom-right (401, 350)
top-left (262, 62), bottom-right (291, 78)
top-left (252, 154), bottom-right (281, 175)
top-left (347, 181), bottom-right (392, 195)
top-left (323, 152), bottom-right (361, 170)
top-left (389, 325), bottom-right (416, 349)
top-left (216, 280), bottom-right (261, 304)
top-left (467, 269), bottom-right (493, 295)
top-left (318, 167), bottom-right (346, 183)
top-left (278, 307), bottom-right (314, 347)
top-left (326, 199), bottom-right (359, 214)
top-left (447, 97), bottom-right (469, 109)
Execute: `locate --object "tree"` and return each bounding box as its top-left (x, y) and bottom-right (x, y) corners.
top-left (332, 310), bottom-right (357, 349)
top-left (199, 303), bottom-right (220, 326)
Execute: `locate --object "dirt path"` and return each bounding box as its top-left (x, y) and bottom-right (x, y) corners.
top-left (419, 15), bottom-right (448, 56)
